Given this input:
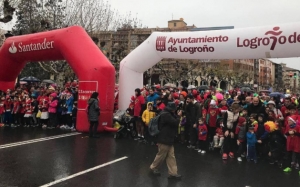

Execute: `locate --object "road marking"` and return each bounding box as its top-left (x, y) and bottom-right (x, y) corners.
top-left (40, 156), bottom-right (128, 187)
top-left (0, 132), bottom-right (81, 149)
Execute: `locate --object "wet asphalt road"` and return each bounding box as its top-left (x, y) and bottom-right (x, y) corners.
top-left (0, 127), bottom-right (300, 187)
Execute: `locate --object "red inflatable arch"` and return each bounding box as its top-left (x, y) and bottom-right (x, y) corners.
top-left (0, 26), bottom-right (115, 132)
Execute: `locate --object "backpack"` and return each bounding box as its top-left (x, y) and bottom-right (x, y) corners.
top-left (148, 112), bottom-right (166, 136)
top-left (148, 115), bottom-right (161, 136)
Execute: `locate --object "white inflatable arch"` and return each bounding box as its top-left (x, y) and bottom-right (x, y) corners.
top-left (118, 22), bottom-right (300, 109)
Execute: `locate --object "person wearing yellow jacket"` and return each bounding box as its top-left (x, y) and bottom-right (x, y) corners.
top-left (142, 102), bottom-right (156, 126)
top-left (142, 102), bottom-right (156, 143)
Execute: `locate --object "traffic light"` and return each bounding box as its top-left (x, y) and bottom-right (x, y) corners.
top-left (289, 73), bottom-right (293, 78)
top-left (294, 73), bottom-right (297, 78)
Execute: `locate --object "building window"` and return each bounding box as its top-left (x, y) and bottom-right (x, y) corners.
top-left (174, 23), bottom-right (176, 27)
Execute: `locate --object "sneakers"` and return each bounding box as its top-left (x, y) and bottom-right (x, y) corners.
top-left (168, 174), bottom-right (182, 180)
top-left (283, 167), bottom-right (292, 173)
top-left (60, 125), bottom-right (66, 129)
top-left (229, 152), bottom-right (234, 159)
top-left (197, 149), bottom-right (202, 153)
top-left (187, 145), bottom-right (195, 149)
top-left (214, 144), bottom-right (218, 148)
top-left (150, 168), bottom-right (161, 176)
top-left (296, 163), bottom-right (299, 170)
top-left (65, 126), bottom-right (71, 130)
top-left (134, 137), bottom-right (141, 141)
top-left (222, 153), bottom-right (228, 160)
top-left (201, 150), bottom-right (206, 154)
top-left (241, 153), bottom-right (246, 158)
top-left (237, 157), bottom-right (242, 162)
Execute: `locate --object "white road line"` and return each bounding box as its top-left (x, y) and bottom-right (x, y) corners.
top-left (40, 156), bottom-right (128, 187)
top-left (0, 132), bottom-right (81, 149)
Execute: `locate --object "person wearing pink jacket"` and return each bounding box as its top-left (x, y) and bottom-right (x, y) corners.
top-left (48, 93), bottom-right (58, 129)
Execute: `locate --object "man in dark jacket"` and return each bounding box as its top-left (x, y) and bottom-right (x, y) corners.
top-left (185, 95), bottom-right (199, 149)
top-left (247, 97), bottom-right (266, 117)
top-left (150, 102), bottom-right (182, 179)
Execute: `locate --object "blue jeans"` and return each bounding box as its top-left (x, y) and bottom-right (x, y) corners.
top-left (4, 111), bottom-right (12, 124)
top-left (247, 145), bottom-right (257, 161)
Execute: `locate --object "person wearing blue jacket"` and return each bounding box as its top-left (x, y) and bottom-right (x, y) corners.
top-left (147, 89), bottom-right (159, 108)
top-left (247, 125), bottom-right (260, 163)
top-left (65, 92), bottom-right (74, 130)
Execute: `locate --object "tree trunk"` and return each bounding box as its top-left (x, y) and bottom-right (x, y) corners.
top-left (56, 71), bottom-right (65, 87)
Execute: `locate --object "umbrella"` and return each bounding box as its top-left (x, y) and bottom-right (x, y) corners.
top-left (164, 83), bottom-right (176, 88)
top-left (259, 90), bottom-right (271, 94)
top-left (240, 87), bottom-right (253, 92)
top-left (187, 85), bottom-right (196, 89)
top-left (198, 85), bottom-right (209, 91)
top-left (20, 76), bottom-right (40, 82)
top-left (42, 79), bottom-right (55, 84)
top-left (269, 92), bottom-right (285, 98)
top-left (19, 81), bottom-right (27, 85)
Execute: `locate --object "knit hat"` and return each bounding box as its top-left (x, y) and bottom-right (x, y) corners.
top-left (210, 100), bottom-right (216, 105)
top-left (267, 101), bottom-right (276, 106)
top-left (180, 91), bottom-right (187, 98)
top-left (166, 102), bottom-right (176, 111)
top-left (238, 117), bottom-right (246, 125)
top-left (173, 93), bottom-right (179, 99)
top-left (288, 115), bottom-right (298, 124)
top-left (50, 92), bottom-right (57, 98)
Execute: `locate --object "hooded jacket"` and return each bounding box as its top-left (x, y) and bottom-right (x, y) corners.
top-left (48, 93), bottom-right (58, 113)
top-left (235, 117), bottom-right (246, 142)
top-left (88, 98), bottom-right (100, 122)
top-left (142, 102), bottom-right (156, 126)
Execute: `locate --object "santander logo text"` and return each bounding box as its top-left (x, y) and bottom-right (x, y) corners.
top-left (9, 38), bottom-right (55, 54)
top-left (237, 27), bottom-right (300, 50)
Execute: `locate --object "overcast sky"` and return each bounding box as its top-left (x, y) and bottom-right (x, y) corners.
top-left (110, 0), bottom-right (300, 69)
top-left (1, 0), bottom-right (300, 69)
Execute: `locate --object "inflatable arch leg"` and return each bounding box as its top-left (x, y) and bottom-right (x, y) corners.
top-left (0, 26), bottom-right (115, 132)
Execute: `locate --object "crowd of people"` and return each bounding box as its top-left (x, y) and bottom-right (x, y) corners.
top-left (0, 80), bottom-right (79, 131)
top-left (126, 84), bottom-right (300, 176)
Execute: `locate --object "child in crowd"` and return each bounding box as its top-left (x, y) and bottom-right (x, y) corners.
top-left (206, 100), bottom-right (219, 145)
top-left (283, 115), bottom-right (300, 175)
top-left (142, 102), bottom-right (156, 142)
top-left (177, 109), bottom-right (186, 144)
top-left (249, 114), bottom-right (258, 132)
top-left (256, 114), bottom-right (267, 158)
top-left (213, 127), bottom-right (224, 148)
top-left (197, 118), bottom-right (207, 154)
top-left (236, 117), bottom-right (247, 162)
top-left (265, 121), bottom-right (285, 167)
top-left (247, 125), bottom-right (260, 163)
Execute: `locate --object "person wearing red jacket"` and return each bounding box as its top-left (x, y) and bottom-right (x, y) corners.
top-left (18, 99), bottom-right (26, 127)
top-left (283, 115), bottom-right (300, 175)
top-left (236, 117), bottom-right (247, 162)
top-left (133, 88), bottom-right (145, 140)
top-left (4, 97), bottom-right (13, 127)
top-left (12, 96), bottom-right (20, 125)
top-left (0, 97), bottom-right (5, 126)
top-left (197, 118), bottom-right (207, 154)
